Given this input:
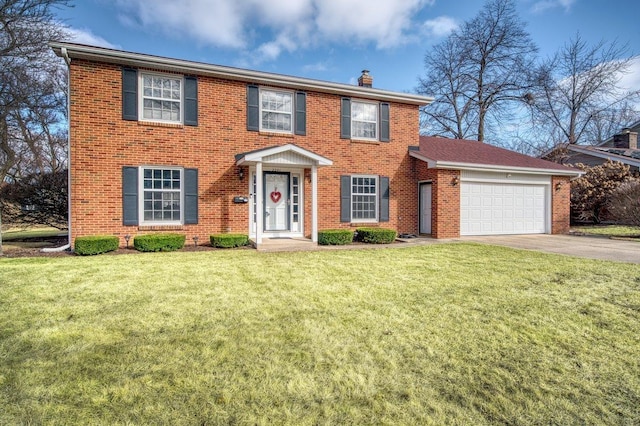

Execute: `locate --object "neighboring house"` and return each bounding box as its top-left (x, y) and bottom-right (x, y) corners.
top-left (542, 122), bottom-right (640, 174)
top-left (51, 42), bottom-right (580, 247)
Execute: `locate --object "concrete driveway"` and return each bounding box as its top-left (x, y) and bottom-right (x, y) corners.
top-left (460, 234), bottom-right (640, 264)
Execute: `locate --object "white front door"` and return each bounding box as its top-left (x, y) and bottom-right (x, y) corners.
top-left (264, 172), bottom-right (289, 232)
top-left (420, 183), bottom-right (432, 234)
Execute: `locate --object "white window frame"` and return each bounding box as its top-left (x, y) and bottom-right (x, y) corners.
top-left (351, 100), bottom-right (378, 141)
top-left (139, 72), bottom-right (184, 124)
top-left (259, 88), bottom-right (293, 134)
top-left (139, 166), bottom-right (184, 226)
top-left (351, 174), bottom-right (378, 222)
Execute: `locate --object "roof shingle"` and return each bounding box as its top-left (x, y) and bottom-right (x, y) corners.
top-left (415, 136), bottom-right (579, 173)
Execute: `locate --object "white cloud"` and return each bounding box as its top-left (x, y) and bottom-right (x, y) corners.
top-left (66, 27), bottom-right (118, 49)
top-left (113, 0), bottom-right (433, 61)
top-left (314, 0), bottom-right (432, 48)
top-left (421, 16), bottom-right (458, 38)
top-left (618, 56), bottom-right (640, 95)
top-left (303, 62), bottom-right (329, 72)
top-left (531, 0), bottom-right (576, 14)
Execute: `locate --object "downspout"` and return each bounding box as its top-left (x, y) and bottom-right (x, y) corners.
top-left (42, 47), bottom-right (72, 252)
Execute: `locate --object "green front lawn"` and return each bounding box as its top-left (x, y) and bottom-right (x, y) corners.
top-left (1, 245), bottom-right (638, 424)
top-left (1, 227), bottom-right (66, 241)
top-left (572, 225), bottom-right (640, 237)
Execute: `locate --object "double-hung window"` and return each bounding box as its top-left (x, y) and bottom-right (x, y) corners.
top-left (141, 167), bottom-right (182, 224)
top-left (340, 98), bottom-right (389, 141)
top-left (141, 73), bottom-right (182, 123)
top-left (123, 166), bottom-right (198, 226)
top-left (351, 175), bottom-right (378, 221)
top-left (340, 174), bottom-right (389, 223)
top-left (260, 89), bottom-right (293, 133)
top-left (351, 101), bottom-right (378, 140)
top-left (122, 68), bottom-right (197, 125)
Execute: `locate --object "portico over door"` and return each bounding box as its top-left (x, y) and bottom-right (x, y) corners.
top-left (235, 143), bottom-right (333, 245)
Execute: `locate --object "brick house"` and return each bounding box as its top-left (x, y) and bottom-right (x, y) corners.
top-left (51, 42), bottom-right (580, 248)
top-left (542, 124), bottom-right (640, 174)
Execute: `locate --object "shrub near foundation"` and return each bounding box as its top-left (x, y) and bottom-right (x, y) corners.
top-left (355, 227), bottom-right (397, 244)
top-left (318, 229), bottom-right (354, 245)
top-left (210, 234), bottom-right (249, 248)
top-left (133, 234), bottom-right (185, 252)
top-left (74, 235), bottom-right (119, 256)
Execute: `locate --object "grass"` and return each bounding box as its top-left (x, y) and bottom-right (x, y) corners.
top-left (572, 224), bottom-right (640, 237)
top-left (1, 227), bottom-right (66, 241)
top-left (1, 227), bottom-right (67, 251)
top-left (1, 244), bottom-right (639, 424)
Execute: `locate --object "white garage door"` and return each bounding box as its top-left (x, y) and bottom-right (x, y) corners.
top-left (460, 182), bottom-right (547, 236)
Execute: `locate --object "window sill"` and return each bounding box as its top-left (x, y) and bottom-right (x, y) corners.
top-left (258, 131), bottom-right (295, 138)
top-left (350, 222), bottom-right (379, 227)
top-left (138, 225), bottom-right (185, 231)
top-left (137, 121), bottom-right (185, 129)
top-left (351, 139), bottom-right (381, 145)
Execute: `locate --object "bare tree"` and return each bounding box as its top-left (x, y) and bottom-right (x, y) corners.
top-left (418, 0), bottom-right (537, 142)
top-left (526, 34), bottom-right (639, 149)
top-left (1, 0), bottom-right (70, 183)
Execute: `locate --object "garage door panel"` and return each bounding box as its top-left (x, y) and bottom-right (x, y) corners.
top-left (461, 181), bottom-right (547, 236)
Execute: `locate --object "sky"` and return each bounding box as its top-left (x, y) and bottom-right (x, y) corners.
top-left (55, 0), bottom-right (640, 96)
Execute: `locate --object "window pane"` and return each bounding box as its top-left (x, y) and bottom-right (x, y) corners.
top-left (260, 90), bottom-right (293, 132)
top-left (351, 176), bottom-right (377, 221)
top-left (141, 74), bottom-right (182, 123)
top-left (142, 168), bottom-right (182, 224)
top-left (351, 101), bottom-right (378, 139)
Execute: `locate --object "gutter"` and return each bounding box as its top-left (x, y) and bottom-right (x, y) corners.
top-left (409, 151), bottom-right (583, 177)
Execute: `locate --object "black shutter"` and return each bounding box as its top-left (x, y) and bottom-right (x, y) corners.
top-left (184, 76), bottom-right (198, 126)
top-left (340, 97), bottom-right (351, 139)
top-left (247, 85), bottom-right (259, 131)
top-left (295, 91), bottom-right (306, 135)
top-left (122, 68), bottom-right (138, 121)
top-left (340, 175), bottom-right (351, 222)
top-left (184, 168), bottom-right (198, 224)
top-left (379, 176), bottom-right (389, 222)
top-left (379, 103), bottom-right (390, 142)
top-left (122, 167), bottom-right (138, 225)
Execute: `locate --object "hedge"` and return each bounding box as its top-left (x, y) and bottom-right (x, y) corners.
top-left (355, 227), bottom-right (397, 244)
top-left (74, 235), bottom-right (119, 256)
top-left (210, 234), bottom-right (249, 248)
top-left (133, 233), bottom-right (186, 252)
top-left (318, 229), bottom-right (354, 245)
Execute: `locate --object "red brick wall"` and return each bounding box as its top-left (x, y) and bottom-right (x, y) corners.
top-left (416, 161), bottom-right (460, 238)
top-left (551, 175), bottom-right (571, 234)
top-left (68, 60), bottom-right (421, 246)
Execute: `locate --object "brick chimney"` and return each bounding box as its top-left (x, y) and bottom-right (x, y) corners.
top-left (613, 128), bottom-right (638, 149)
top-left (358, 70), bottom-right (373, 88)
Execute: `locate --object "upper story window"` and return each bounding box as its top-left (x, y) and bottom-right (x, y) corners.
top-left (260, 89), bottom-right (293, 133)
top-left (340, 98), bottom-right (390, 142)
top-left (351, 101), bottom-right (378, 140)
top-left (141, 73), bottom-right (182, 123)
top-left (246, 85), bottom-right (306, 135)
top-left (122, 67), bottom-right (198, 126)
